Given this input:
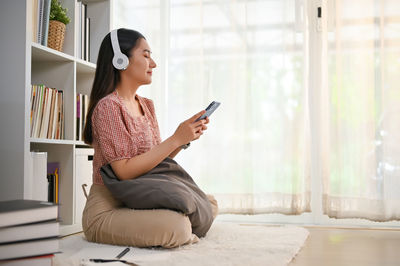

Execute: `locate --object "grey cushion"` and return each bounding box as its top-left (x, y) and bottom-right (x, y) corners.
top-left (100, 157), bottom-right (213, 237)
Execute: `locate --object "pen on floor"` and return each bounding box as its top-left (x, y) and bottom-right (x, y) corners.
top-left (116, 247), bottom-right (130, 259)
top-left (88, 258), bottom-right (138, 265)
top-left (87, 247), bottom-right (132, 264)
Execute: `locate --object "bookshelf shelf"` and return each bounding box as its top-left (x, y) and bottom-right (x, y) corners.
top-left (75, 140), bottom-right (89, 146)
top-left (76, 59), bottom-right (96, 74)
top-left (31, 42), bottom-right (75, 62)
top-left (30, 138), bottom-right (76, 145)
top-left (0, 0), bottom-right (112, 236)
top-left (82, 0), bottom-right (106, 3)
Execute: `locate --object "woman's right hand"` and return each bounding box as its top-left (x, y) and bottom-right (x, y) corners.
top-left (172, 110), bottom-right (207, 146)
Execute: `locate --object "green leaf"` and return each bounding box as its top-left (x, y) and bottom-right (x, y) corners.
top-left (50, 0), bottom-right (71, 25)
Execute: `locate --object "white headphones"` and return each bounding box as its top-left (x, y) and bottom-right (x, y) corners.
top-left (110, 29), bottom-right (129, 70)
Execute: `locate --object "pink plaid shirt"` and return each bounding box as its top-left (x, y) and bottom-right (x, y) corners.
top-left (91, 91), bottom-right (161, 185)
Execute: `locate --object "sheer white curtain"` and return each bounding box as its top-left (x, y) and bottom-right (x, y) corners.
top-left (322, 0), bottom-right (400, 221)
top-left (115, 0), bottom-right (311, 215)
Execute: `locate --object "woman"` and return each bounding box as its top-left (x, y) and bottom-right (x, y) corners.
top-left (82, 28), bottom-right (218, 248)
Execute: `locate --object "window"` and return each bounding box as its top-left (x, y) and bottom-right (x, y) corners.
top-left (114, 0), bottom-right (400, 227)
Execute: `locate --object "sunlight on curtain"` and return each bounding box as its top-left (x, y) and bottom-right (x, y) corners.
top-left (323, 0), bottom-right (400, 221)
top-left (114, 0), bottom-right (311, 214)
top-left (113, 1), bottom-right (164, 110)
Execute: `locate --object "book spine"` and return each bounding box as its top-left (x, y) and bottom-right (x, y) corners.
top-left (45, 87), bottom-right (53, 138)
top-left (60, 91), bottom-right (64, 139)
top-left (30, 85), bottom-right (34, 127)
top-left (78, 2), bottom-right (82, 59)
top-left (40, 87), bottom-right (51, 139)
top-left (55, 168), bottom-right (59, 204)
top-left (37, 0), bottom-right (44, 44)
top-left (81, 94), bottom-right (84, 140)
top-left (51, 89), bottom-right (58, 139)
top-left (42, 0), bottom-right (51, 46)
top-left (86, 17), bottom-right (90, 61)
top-left (85, 94), bottom-right (89, 130)
top-left (79, 93), bottom-right (83, 140)
top-left (32, 85), bottom-right (40, 138)
top-left (30, 85), bottom-right (36, 137)
top-left (32, 0), bottom-right (39, 42)
top-left (76, 94), bottom-right (80, 141)
top-left (81, 94), bottom-right (89, 140)
top-left (35, 85), bottom-right (45, 138)
top-left (47, 173), bottom-right (54, 202)
top-left (38, 86), bottom-right (46, 138)
top-left (81, 4), bottom-right (86, 60)
top-left (56, 91), bottom-right (61, 139)
top-left (47, 162), bottom-right (60, 204)
top-left (47, 88), bottom-right (55, 139)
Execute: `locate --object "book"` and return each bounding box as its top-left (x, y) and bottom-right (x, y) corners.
top-left (51, 89), bottom-right (58, 139)
top-left (30, 85), bottom-right (37, 137)
top-left (47, 162), bottom-right (60, 203)
top-left (40, 87), bottom-right (51, 138)
top-left (0, 238), bottom-right (59, 260)
top-left (80, 2), bottom-right (83, 59)
top-left (0, 220), bottom-right (58, 244)
top-left (76, 93), bottom-right (81, 141)
top-left (0, 200), bottom-right (57, 228)
top-left (81, 3), bottom-right (87, 60)
top-left (47, 88), bottom-right (55, 139)
top-left (54, 169), bottom-right (59, 204)
top-left (42, 0), bottom-right (51, 46)
top-left (31, 0), bottom-right (39, 42)
top-left (29, 85), bottom-right (34, 128)
top-left (84, 94), bottom-right (89, 137)
top-left (0, 254), bottom-right (54, 266)
top-left (56, 91), bottom-right (61, 139)
top-left (32, 85), bottom-right (40, 137)
top-left (81, 93), bottom-right (85, 140)
top-left (86, 17), bottom-right (90, 61)
top-left (33, 85), bottom-right (44, 138)
top-left (59, 90), bottom-right (65, 139)
top-left (37, 0), bottom-right (44, 44)
top-left (31, 152), bottom-right (48, 202)
top-left (76, 93), bottom-right (90, 140)
top-left (36, 85), bottom-right (46, 138)
top-left (47, 174), bottom-right (55, 203)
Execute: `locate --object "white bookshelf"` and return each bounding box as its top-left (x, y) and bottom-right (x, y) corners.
top-left (0, 0), bottom-right (113, 236)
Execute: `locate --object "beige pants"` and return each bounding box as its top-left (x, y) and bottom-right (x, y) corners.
top-left (82, 184), bottom-right (218, 248)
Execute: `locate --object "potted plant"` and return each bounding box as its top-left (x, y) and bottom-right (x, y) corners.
top-left (47, 0), bottom-right (71, 52)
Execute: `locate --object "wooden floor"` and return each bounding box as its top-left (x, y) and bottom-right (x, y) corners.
top-left (289, 227), bottom-right (400, 266)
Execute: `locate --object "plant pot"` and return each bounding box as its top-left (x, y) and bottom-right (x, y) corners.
top-left (47, 20), bottom-right (66, 52)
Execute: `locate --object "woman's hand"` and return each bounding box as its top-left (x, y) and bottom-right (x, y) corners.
top-left (172, 110), bottom-right (210, 146)
top-left (193, 116), bottom-right (209, 141)
top-left (111, 111), bottom-right (210, 180)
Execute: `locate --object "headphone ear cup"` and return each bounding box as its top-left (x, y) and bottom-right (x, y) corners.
top-left (112, 52), bottom-right (129, 70)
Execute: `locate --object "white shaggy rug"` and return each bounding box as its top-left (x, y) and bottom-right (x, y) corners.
top-left (54, 222), bottom-right (309, 266)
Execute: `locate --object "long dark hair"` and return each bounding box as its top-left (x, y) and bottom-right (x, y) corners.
top-left (83, 28), bottom-right (145, 145)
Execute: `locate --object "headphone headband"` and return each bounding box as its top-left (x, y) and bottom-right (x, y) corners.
top-left (110, 29), bottom-right (129, 70)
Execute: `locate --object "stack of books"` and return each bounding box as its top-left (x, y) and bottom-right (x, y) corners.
top-left (78, 2), bottom-right (91, 61)
top-left (30, 84), bottom-right (64, 139)
top-left (32, 0), bottom-right (52, 46)
top-left (76, 93), bottom-right (89, 141)
top-left (0, 200), bottom-right (59, 265)
top-left (47, 162), bottom-right (61, 204)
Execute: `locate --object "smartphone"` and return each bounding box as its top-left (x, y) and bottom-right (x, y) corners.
top-left (195, 101), bottom-right (221, 122)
